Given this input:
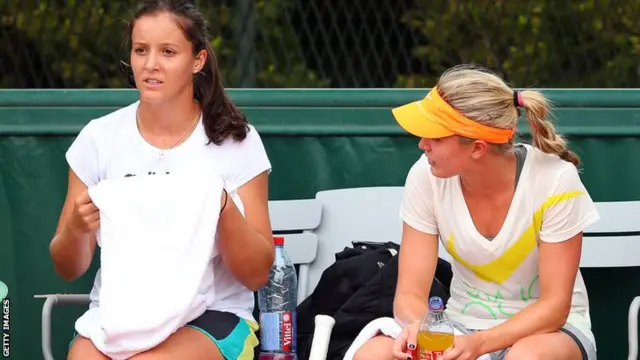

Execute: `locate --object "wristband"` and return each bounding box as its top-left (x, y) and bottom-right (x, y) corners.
top-left (220, 189), bottom-right (228, 215)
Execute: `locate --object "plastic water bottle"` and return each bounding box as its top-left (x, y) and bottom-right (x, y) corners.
top-left (416, 296), bottom-right (454, 360)
top-left (258, 236), bottom-right (298, 360)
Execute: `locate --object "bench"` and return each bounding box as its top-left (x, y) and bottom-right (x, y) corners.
top-left (35, 187), bottom-right (640, 359)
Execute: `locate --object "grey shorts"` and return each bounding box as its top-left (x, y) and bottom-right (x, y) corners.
top-left (451, 321), bottom-right (596, 360)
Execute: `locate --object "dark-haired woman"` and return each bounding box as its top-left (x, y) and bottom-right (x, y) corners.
top-left (50, 1), bottom-right (275, 359)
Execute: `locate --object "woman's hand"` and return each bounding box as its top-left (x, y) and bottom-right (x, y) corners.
top-left (392, 320), bottom-right (419, 360)
top-left (392, 323), bottom-right (483, 360)
top-left (442, 334), bottom-right (482, 360)
top-left (67, 190), bottom-right (100, 237)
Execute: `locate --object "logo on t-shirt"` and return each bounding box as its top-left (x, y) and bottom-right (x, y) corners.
top-left (124, 171), bottom-right (170, 178)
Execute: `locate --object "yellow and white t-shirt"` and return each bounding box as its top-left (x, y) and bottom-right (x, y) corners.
top-left (399, 144), bottom-right (599, 343)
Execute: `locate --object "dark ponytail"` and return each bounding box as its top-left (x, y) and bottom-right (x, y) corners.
top-left (194, 42), bottom-right (249, 145)
top-left (129, 0), bottom-right (249, 145)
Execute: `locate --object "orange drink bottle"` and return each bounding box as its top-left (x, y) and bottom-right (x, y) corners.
top-left (416, 296), bottom-right (454, 360)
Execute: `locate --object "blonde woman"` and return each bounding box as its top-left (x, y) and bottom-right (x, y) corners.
top-left (354, 65), bottom-right (598, 360)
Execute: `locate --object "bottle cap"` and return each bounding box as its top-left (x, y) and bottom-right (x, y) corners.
top-left (428, 296), bottom-right (444, 311)
top-left (274, 236), bottom-right (285, 246)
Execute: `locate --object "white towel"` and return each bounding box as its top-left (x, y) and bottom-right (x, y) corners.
top-left (342, 317), bottom-right (491, 360)
top-left (75, 169), bottom-right (224, 360)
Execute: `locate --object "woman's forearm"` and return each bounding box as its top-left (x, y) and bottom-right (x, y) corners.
top-left (217, 198), bottom-right (275, 291)
top-left (393, 226), bottom-right (440, 327)
top-left (393, 292), bottom-right (429, 327)
top-left (50, 226), bottom-right (94, 281)
top-left (393, 258), bottom-right (436, 327)
top-left (474, 298), bottom-right (569, 354)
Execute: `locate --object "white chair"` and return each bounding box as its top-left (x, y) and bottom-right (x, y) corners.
top-left (34, 198), bottom-right (322, 360)
top-left (306, 186), bottom-right (450, 298)
top-left (268, 198), bottom-right (322, 303)
top-left (581, 201), bottom-right (640, 360)
top-left (580, 201), bottom-right (640, 268)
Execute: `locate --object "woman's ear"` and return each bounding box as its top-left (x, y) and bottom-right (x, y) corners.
top-left (470, 140), bottom-right (490, 160)
top-left (193, 49), bottom-right (207, 73)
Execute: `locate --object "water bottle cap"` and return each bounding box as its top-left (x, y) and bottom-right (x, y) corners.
top-left (274, 236), bottom-right (285, 246)
top-left (428, 296), bottom-right (444, 311)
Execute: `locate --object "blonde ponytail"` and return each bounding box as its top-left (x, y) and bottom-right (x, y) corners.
top-left (435, 65), bottom-right (580, 167)
top-left (520, 91), bottom-right (581, 167)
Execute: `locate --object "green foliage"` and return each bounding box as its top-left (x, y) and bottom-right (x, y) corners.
top-left (396, 0), bottom-right (640, 88)
top-left (0, 0), bottom-right (328, 88)
top-left (2, 0), bottom-right (639, 89)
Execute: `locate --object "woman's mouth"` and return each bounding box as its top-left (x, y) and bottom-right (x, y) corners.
top-left (143, 78), bottom-right (163, 88)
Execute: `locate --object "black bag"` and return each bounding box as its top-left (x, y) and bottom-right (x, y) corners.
top-left (296, 241), bottom-right (452, 360)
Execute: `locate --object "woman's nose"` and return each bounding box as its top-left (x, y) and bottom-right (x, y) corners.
top-left (419, 138), bottom-right (431, 152)
top-left (144, 51), bottom-right (159, 70)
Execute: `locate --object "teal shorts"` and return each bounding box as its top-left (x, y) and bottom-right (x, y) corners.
top-left (70, 310), bottom-right (259, 360)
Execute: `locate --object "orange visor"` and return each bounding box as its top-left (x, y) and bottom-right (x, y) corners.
top-left (391, 87), bottom-right (515, 144)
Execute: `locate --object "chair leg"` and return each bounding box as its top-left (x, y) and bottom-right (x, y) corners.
top-left (34, 294), bottom-right (91, 360)
top-left (628, 296), bottom-right (640, 360)
top-left (40, 296), bottom-right (57, 360)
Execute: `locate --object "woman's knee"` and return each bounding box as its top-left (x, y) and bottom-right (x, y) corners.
top-left (130, 326), bottom-right (224, 360)
top-left (353, 335), bottom-right (395, 360)
top-left (504, 347), bottom-right (540, 360)
top-left (67, 336), bottom-right (109, 360)
top-left (504, 331), bottom-right (584, 360)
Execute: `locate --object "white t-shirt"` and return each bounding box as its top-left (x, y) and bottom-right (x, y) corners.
top-left (66, 101), bottom-right (272, 322)
top-left (399, 144), bottom-right (599, 343)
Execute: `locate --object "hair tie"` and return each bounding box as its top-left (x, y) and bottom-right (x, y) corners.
top-left (513, 91), bottom-right (523, 107)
